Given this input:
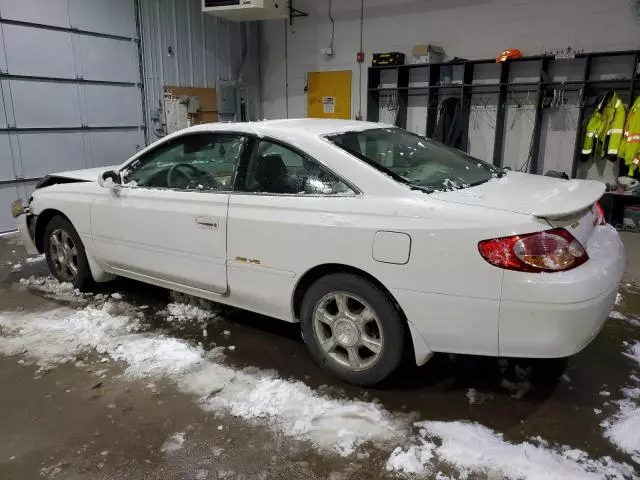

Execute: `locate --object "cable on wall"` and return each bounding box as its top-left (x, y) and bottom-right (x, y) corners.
top-left (284, 19), bottom-right (289, 118)
top-left (358, 0), bottom-right (364, 119)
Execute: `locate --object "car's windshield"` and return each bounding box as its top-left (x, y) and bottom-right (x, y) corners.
top-left (327, 127), bottom-right (503, 192)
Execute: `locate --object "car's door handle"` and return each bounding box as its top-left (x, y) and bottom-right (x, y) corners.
top-left (195, 216), bottom-right (219, 229)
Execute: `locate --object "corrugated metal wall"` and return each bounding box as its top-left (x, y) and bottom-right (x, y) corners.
top-left (138, 0), bottom-right (261, 142)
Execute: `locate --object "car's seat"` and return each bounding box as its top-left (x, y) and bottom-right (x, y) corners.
top-left (254, 153), bottom-right (290, 193)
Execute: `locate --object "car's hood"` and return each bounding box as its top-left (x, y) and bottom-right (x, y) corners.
top-left (52, 165), bottom-right (119, 182)
top-left (431, 171), bottom-right (606, 218)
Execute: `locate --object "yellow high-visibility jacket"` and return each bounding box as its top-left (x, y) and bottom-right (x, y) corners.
top-left (619, 95), bottom-right (640, 175)
top-left (582, 92), bottom-right (627, 158)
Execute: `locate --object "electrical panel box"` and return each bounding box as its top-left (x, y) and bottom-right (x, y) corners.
top-left (217, 84), bottom-right (237, 118)
top-left (202, 0), bottom-right (288, 21)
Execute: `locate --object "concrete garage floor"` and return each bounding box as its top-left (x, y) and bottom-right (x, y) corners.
top-left (1, 232), bottom-right (640, 479)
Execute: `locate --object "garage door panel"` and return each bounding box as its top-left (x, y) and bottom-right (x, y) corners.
top-left (84, 85), bottom-right (142, 127)
top-left (69, 0), bottom-right (136, 38)
top-left (78, 36), bottom-right (139, 83)
top-left (0, 85), bottom-right (7, 129)
top-left (10, 81), bottom-right (81, 128)
top-left (0, 80), bottom-right (15, 127)
top-left (89, 130), bottom-right (143, 168)
top-left (0, 134), bottom-right (15, 181)
top-left (0, 184), bottom-right (19, 233)
top-left (17, 132), bottom-right (85, 179)
top-left (0, 0), bottom-right (71, 28)
top-left (0, 26), bottom-right (6, 74)
top-left (0, 0), bottom-right (144, 233)
top-left (3, 25), bottom-right (76, 79)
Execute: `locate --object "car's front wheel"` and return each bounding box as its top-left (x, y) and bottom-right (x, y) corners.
top-left (300, 273), bottom-right (405, 386)
top-left (43, 215), bottom-right (93, 291)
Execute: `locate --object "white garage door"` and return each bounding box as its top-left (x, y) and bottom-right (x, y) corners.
top-left (0, 0), bottom-right (146, 232)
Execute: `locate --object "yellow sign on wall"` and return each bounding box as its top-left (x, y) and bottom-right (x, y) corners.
top-left (307, 70), bottom-right (352, 119)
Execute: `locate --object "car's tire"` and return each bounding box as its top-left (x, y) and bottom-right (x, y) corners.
top-left (43, 215), bottom-right (93, 291)
top-left (300, 273), bottom-right (405, 386)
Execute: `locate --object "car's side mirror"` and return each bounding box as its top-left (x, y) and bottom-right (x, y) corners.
top-left (98, 170), bottom-right (121, 188)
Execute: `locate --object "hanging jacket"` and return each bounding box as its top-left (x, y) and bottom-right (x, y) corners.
top-left (581, 92), bottom-right (627, 160)
top-left (619, 95), bottom-right (640, 175)
top-left (434, 97), bottom-right (463, 149)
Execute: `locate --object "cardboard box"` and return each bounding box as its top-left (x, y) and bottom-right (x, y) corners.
top-left (412, 45), bottom-right (445, 64)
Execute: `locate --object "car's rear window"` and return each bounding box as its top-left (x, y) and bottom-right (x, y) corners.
top-left (327, 127), bottom-right (503, 192)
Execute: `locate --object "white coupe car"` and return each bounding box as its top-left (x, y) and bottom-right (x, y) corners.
top-left (11, 119), bottom-right (624, 386)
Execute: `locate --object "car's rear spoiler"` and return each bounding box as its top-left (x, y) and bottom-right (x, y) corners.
top-left (532, 181), bottom-right (605, 219)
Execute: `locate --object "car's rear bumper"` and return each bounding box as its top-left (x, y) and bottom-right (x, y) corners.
top-left (17, 213), bottom-right (39, 256)
top-left (395, 225), bottom-right (625, 362)
top-left (498, 224), bottom-right (625, 358)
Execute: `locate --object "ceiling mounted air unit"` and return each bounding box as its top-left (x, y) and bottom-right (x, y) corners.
top-left (202, 0), bottom-right (288, 21)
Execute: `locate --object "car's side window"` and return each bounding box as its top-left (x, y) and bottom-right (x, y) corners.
top-left (239, 139), bottom-right (354, 195)
top-left (123, 134), bottom-right (246, 191)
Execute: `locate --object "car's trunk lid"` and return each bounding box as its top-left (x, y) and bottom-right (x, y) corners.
top-left (431, 171), bottom-right (605, 217)
top-left (430, 171), bottom-right (605, 245)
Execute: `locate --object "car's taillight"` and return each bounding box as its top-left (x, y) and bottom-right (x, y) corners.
top-left (594, 201), bottom-right (606, 225)
top-left (478, 228), bottom-right (589, 273)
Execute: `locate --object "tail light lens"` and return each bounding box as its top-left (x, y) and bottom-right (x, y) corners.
top-left (478, 228), bottom-right (588, 273)
top-left (594, 201), bottom-right (606, 225)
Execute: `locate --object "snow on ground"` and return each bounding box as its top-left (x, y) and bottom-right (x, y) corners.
top-left (611, 311), bottom-right (629, 321)
top-left (603, 342), bottom-right (640, 463)
top-left (386, 421), bottom-right (634, 479)
top-left (25, 254), bottom-right (45, 264)
top-left (3, 276), bottom-right (638, 476)
top-left (160, 432), bottom-right (186, 453)
top-left (163, 291), bottom-right (220, 326)
top-left (386, 440), bottom-right (435, 475)
top-left (0, 290), bottom-right (405, 456)
top-left (19, 275), bottom-right (87, 303)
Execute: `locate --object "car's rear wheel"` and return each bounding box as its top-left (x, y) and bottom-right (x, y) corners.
top-left (300, 273), bottom-right (405, 386)
top-left (44, 216), bottom-right (93, 291)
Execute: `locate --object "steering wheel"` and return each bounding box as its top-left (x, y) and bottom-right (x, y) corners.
top-left (167, 163), bottom-right (220, 189)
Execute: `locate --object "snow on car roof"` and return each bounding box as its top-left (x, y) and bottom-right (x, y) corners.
top-left (180, 118), bottom-right (389, 139)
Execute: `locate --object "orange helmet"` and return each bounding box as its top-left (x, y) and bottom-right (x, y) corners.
top-left (496, 48), bottom-right (523, 63)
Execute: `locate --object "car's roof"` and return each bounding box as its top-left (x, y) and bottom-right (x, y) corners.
top-left (178, 118), bottom-right (388, 139)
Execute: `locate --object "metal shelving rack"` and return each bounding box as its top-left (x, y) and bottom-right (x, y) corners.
top-left (367, 50), bottom-right (640, 179)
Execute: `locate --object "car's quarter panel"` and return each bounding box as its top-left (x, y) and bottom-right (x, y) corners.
top-left (227, 190), bottom-right (544, 357)
top-left (91, 187), bottom-right (229, 294)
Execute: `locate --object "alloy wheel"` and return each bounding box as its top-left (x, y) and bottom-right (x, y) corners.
top-left (49, 228), bottom-right (79, 282)
top-left (312, 292), bottom-right (384, 372)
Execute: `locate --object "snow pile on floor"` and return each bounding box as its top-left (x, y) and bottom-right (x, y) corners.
top-left (0, 299), bottom-right (403, 456)
top-left (25, 254), bottom-right (45, 264)
top-left (611, 311), bottom-right (629, 321)
top-left (163, 291), bottom-right (220, 326)
top-left (201, 375), bottom-right (403, 455)
top-left (19, 275), bottom-right (87, 303)
top-left (602, 341), bottom-right (640, 463)
top-left (386, 421), bottom-right (634, 479)
top-left (0, 303), bottom-right (131, 369)
top-left (160, 432), bottom-right (186, 453)
top-left (386, 440), bottom-right (435, 474)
